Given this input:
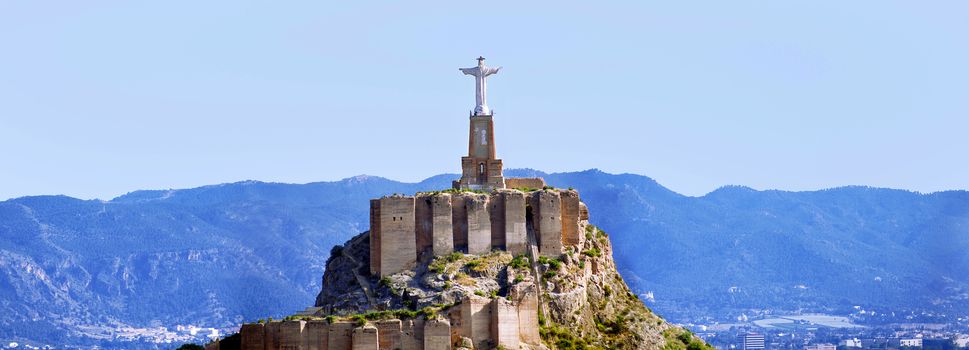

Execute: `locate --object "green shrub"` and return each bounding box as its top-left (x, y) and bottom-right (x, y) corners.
top-left (582, 248), bottom-right (601, 258)
top-left (393, 309), bottom-right (419, 319)
top-left (538, 256), bottom-right (562, 270)
top-left (540, 322), bottom-right (598, 350)
top-left (677, 330), bottom-right (693, 344)
top-left (597, 229), bottom-right (607, 239)
top-left (419, 306), bottom-right (437, 320)
top-left (548, 259), bottom-right (562, 270)
top-left (509, 255), bottom-right (529, 269)
top-left (594, 314), bottom-right (627, 335)
top-left (429, 252), bottom-right (465, 273)
top-left (662, 328), bottom-right (715, 350)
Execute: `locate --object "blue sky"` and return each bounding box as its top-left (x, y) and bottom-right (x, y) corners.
top-left (1, 1), bottom-right (966, 200)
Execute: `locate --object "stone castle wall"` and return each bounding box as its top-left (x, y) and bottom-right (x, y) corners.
top-left (231, 289), bottom-right (541, 350)
top-left (533, 190), bottom-right (563, 255)
top-left (504, 177), bottom-right (546, 190)
top-left (371, 188), bottom-right (586, 277)
top-left (369, 197), bottom-right (418, 276)
top-left (502, 191), bottom-right (527, 256)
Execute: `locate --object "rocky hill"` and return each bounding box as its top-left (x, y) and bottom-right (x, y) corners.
top-left (230, 216), bottom-right (711, 349)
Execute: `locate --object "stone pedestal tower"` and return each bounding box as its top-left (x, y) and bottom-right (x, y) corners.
top-left (457, 113), bottom-right (505, 190)
top-left (456, 57), bottom-right (506, 191)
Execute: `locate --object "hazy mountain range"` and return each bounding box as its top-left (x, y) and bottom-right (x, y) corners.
top-left (1, 169), bottom-right (966, 347)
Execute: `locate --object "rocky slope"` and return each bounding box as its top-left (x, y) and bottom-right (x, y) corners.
top-left (312, 221), bottom-right (711, 350)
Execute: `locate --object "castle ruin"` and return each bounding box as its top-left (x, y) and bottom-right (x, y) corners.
top-left (369, 189), bottom-right (589, 277)
top-left (219, 57), bottom-right (596, 350)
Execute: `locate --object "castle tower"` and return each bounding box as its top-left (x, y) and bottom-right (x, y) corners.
top-left (456, 57), bottom-right (505, 191)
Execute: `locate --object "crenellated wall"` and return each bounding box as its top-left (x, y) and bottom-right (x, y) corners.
top-left (234, 287), bottom-right (542, 350)
top-left (370, 188), bottom-right (588, 277)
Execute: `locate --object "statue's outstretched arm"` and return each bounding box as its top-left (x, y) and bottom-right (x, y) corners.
top-left (459, 68), bottom-right (478, 76)
top-left (483, 66), bottom-right (502, 76)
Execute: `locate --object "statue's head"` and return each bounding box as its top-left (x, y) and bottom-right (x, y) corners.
top-left (477, 56), bottom-right (485, 66)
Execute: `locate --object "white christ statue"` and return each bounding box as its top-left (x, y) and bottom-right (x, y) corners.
top-left (459, 56), bottom-right (501, 116)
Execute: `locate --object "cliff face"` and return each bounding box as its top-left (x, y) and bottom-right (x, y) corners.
top-left (311, 221), bottom-right (710, 350)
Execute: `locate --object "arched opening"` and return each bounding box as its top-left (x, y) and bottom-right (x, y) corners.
top-left (477, 162), bottom-right (487, 184)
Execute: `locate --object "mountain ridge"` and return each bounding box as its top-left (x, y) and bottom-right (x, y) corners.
top-left (0, 169), bottom-right (966, 348)
top-left (7, 169), bottom-right (963, 205)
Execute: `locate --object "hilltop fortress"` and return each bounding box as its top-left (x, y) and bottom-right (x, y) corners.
top-left (370, 143), bottom-right (587, 278)
top-left (370, 188), bottom-right (588, 277)
top-left (217, 57), bottom-right (689, 350)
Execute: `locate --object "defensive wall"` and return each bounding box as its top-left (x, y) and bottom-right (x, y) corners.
top-left (226, 282), bottom-right (541, 350)
top-left (370, 187), bottom-right (589, 277)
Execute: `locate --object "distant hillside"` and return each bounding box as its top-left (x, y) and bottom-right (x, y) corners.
top-left (538, 170), bottom-right (969, 322)
top-left (0, 169), bottom-right (966, 347)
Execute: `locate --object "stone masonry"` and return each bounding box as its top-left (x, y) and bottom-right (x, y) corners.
top-left (504, 177), bottom-right (546, 190)
top-left (430, 194), bottom-right (454, 257)
top-left (533, 190), bottom-right (562, 256)
top-left (237, 288), bottom-right (541, 349)
top-left (369, 196), bottom-right (418, 276)
top-left (423, 318), bottom-right (451, 349)
top-left (455, 115), bottom-right (505, 191)
top-left (491, 298), bottom-right (521, 350)
top-left (370, 188), bottom-right (586, 277)
top-left (502, 190), bottom-right (527, 256)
